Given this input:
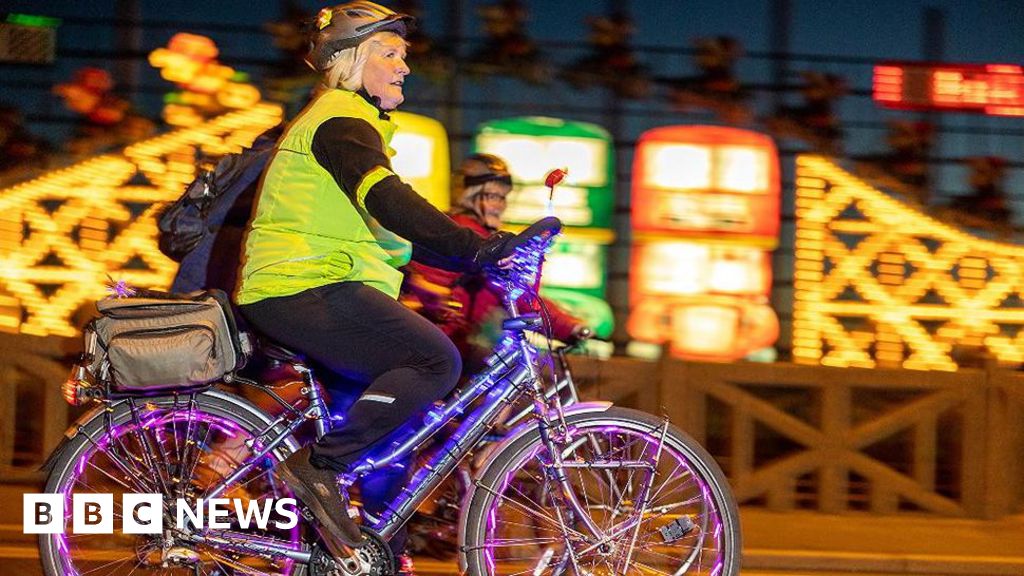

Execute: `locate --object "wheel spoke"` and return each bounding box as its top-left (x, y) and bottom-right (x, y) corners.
top-left (50, 399), bottom-right (304, 576)
top-left (470, 414), bottom-right (736, 576)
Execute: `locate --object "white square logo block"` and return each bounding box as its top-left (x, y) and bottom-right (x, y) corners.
top-left (73, 493), bottom-right (113, 534)
top-left (123, 494), bottom-right (163, 534)
top-left (23, 493), bottom-right (64, 534)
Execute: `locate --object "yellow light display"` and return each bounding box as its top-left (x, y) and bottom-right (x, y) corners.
top-left (389, 111), bottom-right (450, 210)
top-left (0, 104), bottom-right (283, 336)
top-left (149, 33), bottom-right (262, 127)
top-left (793, 155), bottom-right (1024, 370)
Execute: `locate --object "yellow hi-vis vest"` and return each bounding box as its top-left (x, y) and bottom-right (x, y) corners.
top-left (236, 89), bottom-right (412, 305)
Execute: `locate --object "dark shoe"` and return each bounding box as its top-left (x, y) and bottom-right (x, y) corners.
top-left (277, 446), bottom-right (365, 555)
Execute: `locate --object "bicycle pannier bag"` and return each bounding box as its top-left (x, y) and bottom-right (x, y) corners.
top-left (85, 290), bottom-right (251, 391)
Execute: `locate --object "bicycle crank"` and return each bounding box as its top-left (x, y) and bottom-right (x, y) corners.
top-left (310, 527), bottom-right (394, 576)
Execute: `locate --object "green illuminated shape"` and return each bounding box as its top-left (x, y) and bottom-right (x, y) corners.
top-left (539, 287), bottom-right (615, 339)
top-left (475, 117), bottom-right (615, 333)
top-left (542, 239), bottom-right (607, 297)
top-left (474, 116), bottom-right (615, 229)
top-left (6, 14), bottom-right (61, 27)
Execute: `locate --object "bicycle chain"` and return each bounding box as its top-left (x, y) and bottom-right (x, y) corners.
top-left (309, 527), bottom-right (394, 576)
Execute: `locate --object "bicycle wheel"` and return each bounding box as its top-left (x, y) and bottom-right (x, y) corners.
top-left (462, 406), bottom-right (740, 576)
top-left (39, 389), bottom-right (309, 576)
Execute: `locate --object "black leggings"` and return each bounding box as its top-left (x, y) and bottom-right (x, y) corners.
top-left (240, 281), bottom-right (462, 472)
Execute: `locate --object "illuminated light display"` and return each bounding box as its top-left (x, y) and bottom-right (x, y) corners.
top-left (873, 62), bottom-right (1024, 117)
top-left (6, 13), bottom-right (61, 27)
top-left (627, 242), bottom-right (779, 359)
top-left (633, 126), bottom-right (780, 239)
top-left (674, 305), bottom-right (739, 355)
top-left (474, 117), bottom-right (616, 337)
top-left (793, 155), bottom-right (1024, 370)
top-left (390, 111), bottom-right (451, 210)
top-left (475, 117), bottom-right (613, 228)
top-left (629, 126), bottom-right (781, 361)
top-left (148, 34), bottom-right (262, 126)
top-left (0, 104), bottom-right (284, 336)
top-left (541, 241), bottom-right (605, 292)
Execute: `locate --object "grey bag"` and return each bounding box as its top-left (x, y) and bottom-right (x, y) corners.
top-left (86, 290), bottom-right (251, 391)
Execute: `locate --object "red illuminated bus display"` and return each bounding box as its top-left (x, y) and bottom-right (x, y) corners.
top-left (873, 62), bottom-right (1024, 117)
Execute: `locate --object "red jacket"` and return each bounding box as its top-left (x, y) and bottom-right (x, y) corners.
top-left (401, 212), bottom-right (580, 352)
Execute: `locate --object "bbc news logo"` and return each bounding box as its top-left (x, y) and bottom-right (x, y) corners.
top-left (24, 493), bottom-right (299, 534)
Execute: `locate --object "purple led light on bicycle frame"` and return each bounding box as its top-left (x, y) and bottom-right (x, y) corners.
top-left (487, 236), bottom-right (552, 302)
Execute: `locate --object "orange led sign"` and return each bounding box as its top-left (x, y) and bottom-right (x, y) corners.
top-left (628, 126), bottom-right (781, 361)
top-left (632, 126), bottom-right (780, 241)
top-left (874, 62), bottom-right (1024, 116)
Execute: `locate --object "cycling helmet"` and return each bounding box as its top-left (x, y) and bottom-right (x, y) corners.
top-left (460, 153), bottom-right (513, 189)
top-left (306, 1), bottom-right (414, 71)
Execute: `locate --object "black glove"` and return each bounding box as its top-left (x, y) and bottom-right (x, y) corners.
top-left (474, 217), bottom-right (563, 269)
top-left (473, 231), bottom-right (516, 268)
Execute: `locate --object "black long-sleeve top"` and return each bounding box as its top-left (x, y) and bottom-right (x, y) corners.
top-left (311, 116), bottom-right (482, 269)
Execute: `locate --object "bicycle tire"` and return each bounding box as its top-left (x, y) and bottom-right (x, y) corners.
top-left (38, 389), bottom-right (309, 576)
top-left (461, 406), bottom-right (741, 576)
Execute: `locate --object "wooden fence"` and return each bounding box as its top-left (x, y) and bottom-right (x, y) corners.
top-left (0, 333), bottom-right (71, 483)
top-left (4, 335), bottom-right (1023, 519)
top-left (571, 355), bottom-right (1024, 520)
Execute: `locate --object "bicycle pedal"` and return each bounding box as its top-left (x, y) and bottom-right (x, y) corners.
top-left (658, 515), bottom-right (696, 543)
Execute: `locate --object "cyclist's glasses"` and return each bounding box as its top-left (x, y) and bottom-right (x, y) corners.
top-left (478, 191), bottom-right (508, 204)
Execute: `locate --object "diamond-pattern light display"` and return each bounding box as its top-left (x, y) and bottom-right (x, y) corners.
top-left (793, 155), bottom-right (1024, 371)
top-left (0, 103), bottom-right (283, 336)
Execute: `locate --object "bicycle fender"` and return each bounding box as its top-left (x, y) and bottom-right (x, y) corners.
top-left (39, 401), bottom-right (115, 474)
top-left (39, 389), bottom-right (301, 474)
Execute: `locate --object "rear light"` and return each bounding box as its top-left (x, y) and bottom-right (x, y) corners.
top-left (62, 377), bottom-right (83, 405)
top-left (62, 365), bottom-right (99, 406)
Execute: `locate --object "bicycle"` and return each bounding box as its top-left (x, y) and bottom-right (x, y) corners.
top-left (39, 217), bottom-right (741, 575)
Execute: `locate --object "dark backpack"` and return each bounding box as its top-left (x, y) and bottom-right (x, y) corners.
top-left (158, 125), bottom-right (282, 294)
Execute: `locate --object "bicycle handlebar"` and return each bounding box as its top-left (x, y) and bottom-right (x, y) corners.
top-left (484, 216), bottom-right (562, 300)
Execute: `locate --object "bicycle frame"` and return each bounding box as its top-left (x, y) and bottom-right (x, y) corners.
top-left (183, 312), bottom-right (581, 564)
top-left (176, 226), bottom-right (612, 566)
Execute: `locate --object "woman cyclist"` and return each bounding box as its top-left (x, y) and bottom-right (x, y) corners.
top-left (235, 1), bottom-right (516, 564)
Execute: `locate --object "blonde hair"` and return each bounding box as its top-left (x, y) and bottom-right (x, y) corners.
top-left (319, 32), bottom-right (407, 94)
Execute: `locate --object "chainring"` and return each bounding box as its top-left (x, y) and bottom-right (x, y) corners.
top-left (309, 527), bottom-right (395, 576)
